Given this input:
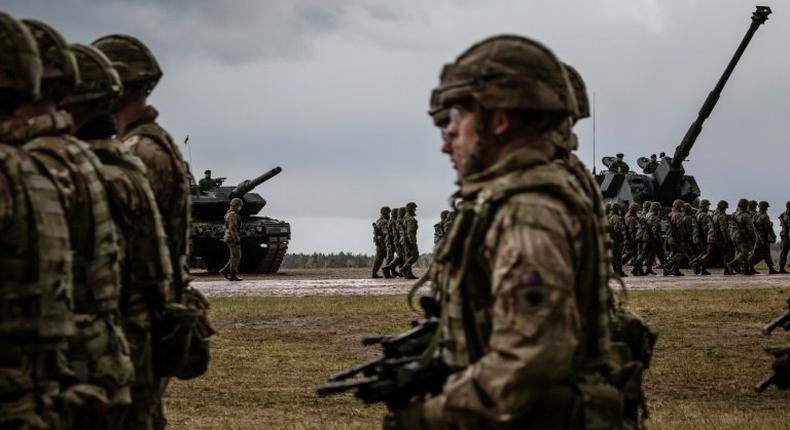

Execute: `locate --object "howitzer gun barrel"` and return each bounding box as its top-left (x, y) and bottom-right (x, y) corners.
top-left (670, 6), bottom-right (771, 168)
top-left (230, 166), bottom-right (282, 198)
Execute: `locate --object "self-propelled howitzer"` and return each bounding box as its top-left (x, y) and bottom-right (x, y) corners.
top-left (190, 166), bottom-right (291, 273)
top-left (597, 6), bottom-right (772, 207)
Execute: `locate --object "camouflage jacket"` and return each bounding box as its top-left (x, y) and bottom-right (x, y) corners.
top-left (608, 212), bottom-right (625, 242)
top-left (423, 146), bottom-right (613, 427)
top-left (696, 211), bottom-right (716, 244)
top-left (374, 216), bottom-right (388, 247)
top-left (404, 214), bottom-right (418, 247)
top-left (224, 209), bottom-right (241, 243)
top-left (712, 210), bottom-right (730, 244)
top-left (780, 211), bottom-right (790, 241)
top-left (753, 212), bottom-right (775, 243)
top-left (730, 208), bottom-right (755, 241)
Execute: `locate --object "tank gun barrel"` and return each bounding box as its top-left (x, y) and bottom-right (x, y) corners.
top-left (230, 166), bottom-right (282, 198)
top-left (670, 6), bottom-right (771, 168)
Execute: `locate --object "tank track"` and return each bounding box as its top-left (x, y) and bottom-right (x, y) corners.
top-left (258, 236), bottom-right (288, 273)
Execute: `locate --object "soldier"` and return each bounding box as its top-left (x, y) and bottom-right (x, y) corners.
top-left (441, 210), bottom-right (456, 238)
top-left (665, 200), bottom-right (692, 276)
top-left (608, 202), bottom-right (626, 276)
top-left (712, 200), bottom-right (735, 275)
top-left (400, 202), bottom-right (419, 279)
top-left (748, 200), bottom-right (758, 218)
top-left (779, 201), bottom-right (790, 273)
top-left (389, 35), bottom-right (624, 429)
top-left (382, 205), bottom-right (397, 278)
top-left (20, 19), bottom-right (135, 426)
top-left (372, 206), bottom-right (390, 278)
top-left (434, 210), bottom-right (450, 244)
top-left (647, 202), bottom-right (671, 276)
top-left (623, 202), bottom-right (640, 267)
top-left (220, 198), bottom-right (244, 281)
top-left (729, 198), bottom-right (756, 275)
top-left (751, 201), bottom-right (778, 274)
top-left (198, 169), bottom-right (214, 192)
top-left (382, 206), bottom-right (404, 277)
top-left (643, 154), bottom-right (658, 173)
top-left (609, 153), bottom-right (630, 174)
top-left (0, 13), bottom-right (76, 428)
top-left (396, 207), bottom-right (408, 275)
top-left (60, 44), bottom-right (174, 430)
top-left (689, 200), bottom-right (714, 275)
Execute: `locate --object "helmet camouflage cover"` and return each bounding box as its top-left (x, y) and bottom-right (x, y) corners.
top-left (230, 197), bottom-right (243, 208)
top-left (92, 34), bottom-right (162, 90)
top-left (699, 199), bottom-right (710, 208)
top-left (628, 202), bottom-right (639, 212)
top-left (759, 200), bottom-right (769, 209)
top-left (406, 202), bottom-right (417, 211)
top-left (737, 198), bottom-right (749, 209)
top-left (380, 206), bottom-right (391, 215)
top-left (21, 19), bottom-right (78, 102)
top-left (717, 200), bottom-right (728, 209)
top-left (60, 44), bottom-right (122, 107)
top-left (651, 202), bottom-right (661, 211)
top-left (0, 12), bottom-right (42, 107)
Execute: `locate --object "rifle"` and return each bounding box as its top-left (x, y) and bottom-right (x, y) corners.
top-left (762, 309), bottom-right (790, 336)
top-left (755, 371), bottom-right (778, 393)
top-left (317, 296), bottom-right (450, 409)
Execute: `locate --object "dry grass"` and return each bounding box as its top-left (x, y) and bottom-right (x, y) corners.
top-left (163, 288), bottom-right (790, 429)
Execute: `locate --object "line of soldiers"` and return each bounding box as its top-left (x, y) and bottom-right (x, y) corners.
top-left (372, 203), bottom-right (419, 279)
top-left (432, 209), bottom-right (456, 245)
top-left (607, 197), bottom-right (789, 276)
top-left (0, 13), bottom-right (212, 429)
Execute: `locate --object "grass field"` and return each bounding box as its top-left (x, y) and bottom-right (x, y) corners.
top-left (163, 288), bottom-right (790, 429)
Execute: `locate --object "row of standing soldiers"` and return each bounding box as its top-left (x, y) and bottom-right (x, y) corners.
top-left (607, 198), bottom-right (790, 276)
top-left (372, 203), bottom-right (419, 279)
top-left (0, 13), bottom-right (212, 430)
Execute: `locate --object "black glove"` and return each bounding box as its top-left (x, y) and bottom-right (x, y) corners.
top-left (768, 347), bottom-right (790, 390)
top-left (382, 402), bottom-right (425, 430)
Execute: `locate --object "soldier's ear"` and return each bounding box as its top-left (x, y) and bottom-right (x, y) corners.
top-left (492, 109), bottom-right (511, 136)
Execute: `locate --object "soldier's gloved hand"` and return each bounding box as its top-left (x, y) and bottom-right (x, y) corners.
top-left (62, 383), bottom-right (110, 411)
top-left (382, 401), bottom-right (426, 430)
top-left (768, 347), bottom-right (790, 390)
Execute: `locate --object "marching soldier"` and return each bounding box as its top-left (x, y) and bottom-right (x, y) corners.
top-left (434, 210), bottom-right (450, 244)
top-left (689, 200), bottom-right (714, 275)
top-left (401, 202), bottom-right (419, 279)
top-left (751, 201), bottom-right (778, 274)
top-left (729, 198), bottom-right (756, 275)
top-left (713, 200), bottom-right (735, 275)
top-left (372, 206), bottom-right (390, 278)
top-left (623, 202), bottom-right (640, 268)
top-left (382, 206), bottom-right (404, 277)
top-left (609, 201), bottom-right (627, 276)
top-left (666, 200), bottom-right (692, 276)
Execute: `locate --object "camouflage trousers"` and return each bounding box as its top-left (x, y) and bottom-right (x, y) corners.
top-left (780, 239), bottom-right (790, 270)
top-left (221, 241), bottom-right (242, 273)
top-left (372, 244), bottom-right (386, 276)
top-left (750, 240), bottom-right (775, 269)
top-left (730, 237), bottom-right (754, 267)
top-left (0, 347), bottom-right (64, 430)
top-left (668, 241), bottom-right (693, 267)
top-left (611, 238), bottom-right (624, 273)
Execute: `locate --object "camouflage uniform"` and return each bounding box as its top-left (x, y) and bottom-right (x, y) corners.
top-left (728, 199), bottom-right (756, 275)
top-left (221, 198), bottom-right (243, 280)
top-left (414, 35), bottom-right (623, 430)
top-left (645, 202), bottom-right (669, 276)
top-left (383, 207), bottom-right (404, 277)
top-left (434, 210), bottom-right (450, 245)
top-left (62, 44), bottom-right (174, 430)
top-left (382, 207), bottom-right (397, 276)
top-left (623, 203), bottom-right (640, 267)
top-left (712, 200), bottom-right (735, 275)
top-left (20, 20), bottom-right (134, 427)
top-left (779, 202), bottom-right (790, 273)
top-left (401, 202), bottom-right (419, 279)
top-left (689, 200), bottom-right (715, 275)
top-left (0, 15), bottom-right (76, 428)
top-left (608, 154), bottom-right (629, 174)
top-left (608, 202), bottom-right (626, 276)
top-left (750, 201), bottom-right (777, 274)
top-left (372, 207), bottom-right (390, 278)
top-left (666, 200), bottom-right (692, 276)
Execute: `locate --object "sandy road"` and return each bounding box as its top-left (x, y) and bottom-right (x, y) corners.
top-left (192, 268), bottom-right (790, 297)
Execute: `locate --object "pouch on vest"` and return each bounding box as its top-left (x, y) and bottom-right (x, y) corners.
top-left (152, 287), bottom-right (214, 379)
top-left (577, 381), bottom-right (624, 430)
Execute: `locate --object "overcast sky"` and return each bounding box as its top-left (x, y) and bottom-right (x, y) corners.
top-left (5, 0), bottom-right (788, 254)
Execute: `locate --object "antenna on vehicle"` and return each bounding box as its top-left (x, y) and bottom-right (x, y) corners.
top-left (592, 92), bottom-right (596, 174)
top-left (184, 135), bottom-right (193, 168)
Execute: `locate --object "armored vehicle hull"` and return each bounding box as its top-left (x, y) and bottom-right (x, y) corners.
top-left (190, 167), bottom-right (290, 273)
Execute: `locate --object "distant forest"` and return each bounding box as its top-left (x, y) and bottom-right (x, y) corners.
top-left (281, 252), bottom-right (432, 269)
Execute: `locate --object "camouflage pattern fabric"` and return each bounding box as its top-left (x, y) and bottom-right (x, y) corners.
top-left (729, 206), bottom-right (755, 273)
top-left (372, 211), bottom-right (389, 277)
top-left (779, 208), bottom-right (790, 272)
top-left (712, 206), bottom-right (735, 274)
top-left (222, 206), bottom-right (242, 274)
top-left (401, 205), bottom-right (419, 279)
top-left (608, 203), bottom-right (626, 275)
top-left (750, 205), bottom-right (776, 273)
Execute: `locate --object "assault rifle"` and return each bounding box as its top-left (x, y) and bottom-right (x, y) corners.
top-left (756, 301), bottom-right (790, 393)
top-left (316, 296), bottom-right (450, 409)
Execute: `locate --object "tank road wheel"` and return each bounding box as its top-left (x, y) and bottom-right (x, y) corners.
top-left (258, 237), bottom-right (289, 274)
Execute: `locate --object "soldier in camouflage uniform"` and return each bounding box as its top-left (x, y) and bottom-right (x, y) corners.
top-left (751, 201), bottom-right (778, 274)
top-left (382, 206), bottom-right (404, 277)
top-left (728, 198), bottom-right (756, 275)
top-left (646, 202), bottom-right (671, 276)
top-left (395, 207), bottom-right (408, 275)
top-left (689, 200), bottom-right (714, 275)
top-left (665, 200), bottom-right (693, 276)
top-left (608, 153), bottom-right (629, 174)
top-left (220, 198), bottom-right (243, 281)
top-left (387, 35), bottom-right (624, 429)
top-left (434, 210), bottom-right (449, 245)
top-left (400, 202), bottom-right (419, 280)
top-left (382, 205), bottom-right (397, 277)
top-left (779, 201), bottom-right (790, 273)
top-left (608, 202), bottom-right (627, 276)
top-left (713, 200), bottom-right (736, 275)
top-left (623, 202), bottom-right (640, 267)
top-left (60, 44), bottom-right (174, 430)
top-left (372, 206), bottom-right (390, 278)
top-left (19, 20), bottom-right (135, 427)
top-left (0, 13), bottom-right (77, 428)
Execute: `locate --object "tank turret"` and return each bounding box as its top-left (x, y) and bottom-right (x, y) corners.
top-left (597, 6), bottom-right (772, 207)
top-left (190, 166), bottom-right (290, 274)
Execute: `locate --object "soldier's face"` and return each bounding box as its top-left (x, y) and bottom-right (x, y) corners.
top-left (445, 106), bottom-right (478, 177)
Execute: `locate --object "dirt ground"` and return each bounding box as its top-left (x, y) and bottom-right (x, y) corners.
top-left (163, 269), bottom-right (790, 429)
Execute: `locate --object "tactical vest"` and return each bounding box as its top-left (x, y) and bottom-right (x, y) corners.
top-left (431, 159), bottom-right (610, 371)
top-left (122, 122), bottom-right (191, 299)
top-left (0, 144), bottom-right (74, 346)
top-left (25, 136), bottom-right (122, 315)
top-left (780, 211), bottom-right (790, 239)
top-left (87, 138), bottom-right (173, 310)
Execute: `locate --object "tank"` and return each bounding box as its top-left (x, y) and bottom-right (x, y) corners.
top-left (190, 166), bottom-right (291, 273)
top-left (596, 6), bottom-right (772, 207)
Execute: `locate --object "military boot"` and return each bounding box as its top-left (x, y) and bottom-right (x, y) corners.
top-left (743, 264), bottom-right (754, 276)
top-left (769, 266), bottom-right (779, 275)
top-left (672, 266), bottom-right (684, 276)
top-left (699, 265), bottom-right (712, 276)
top-left (646, 267), bottom-right (658, 275)
top-left (404, 268), bottom-right (418, 280)
top-left (372, 271), bottom-right (382, 279)
top-left (229, 272), bottom-right (243, 281)
top-left (780, 267), bottom-right (789, 274)
top-left (219, 266), bottom-right (231, 281)
top-left (383, 268), bottom-right (393, 279)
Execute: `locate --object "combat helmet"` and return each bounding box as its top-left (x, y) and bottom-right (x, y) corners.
top-left (748, 200), bottom-right (758, 212)
top-left (428, 89), bottom-right (450, 127)
top-left (0, 12), bottom-right (42, 112)
top-left (717, 200), bottom-right (728, 210)
top-left (60, 44), bottom-right (122, 108)
top-left (230, 197), bottom-right (243, 209)
top-left (628, 202), bottom-right (639, 213)
top-left (737, 198), bottom-right (749, 209)
top-left (611, 201), bottom-right (622, 212)
top-left (671, 199), bottom-right (684, 211)
top-left (650, 202), bottom-right (661, 212)
top-left (21, 19), bottom-right (78, 102)
top-left (433, 35), bottom-right (578, 116)
top-left (406, 202), bottom-right (417, 212)
top-left (699, 199), bottom-right (710, 209)
top-left (92, 34), bottom-right (162, 91)
top-left (380, 206), bottom-right (391, 215)
top-left (786, 201), bottom-right (790, 210)
top-left (642, 201), bottom-right (652, 212)
top-left (759, 201), bottom-right (769, 210)
top-left (563, 63), bottom-right (589, 122)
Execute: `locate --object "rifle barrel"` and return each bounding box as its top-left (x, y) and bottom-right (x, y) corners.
top-left (755, 372), bottom-right (777, 393)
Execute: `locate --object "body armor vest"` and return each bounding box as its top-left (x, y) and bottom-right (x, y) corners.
top-left (25, 134), bottom-right (122, 315)
top-left (87, 138), bottom-right (173, 311)
top-left (0, 144), bottom-right (74, 345)
top-left (122, 122), bottom-right (191, 300)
